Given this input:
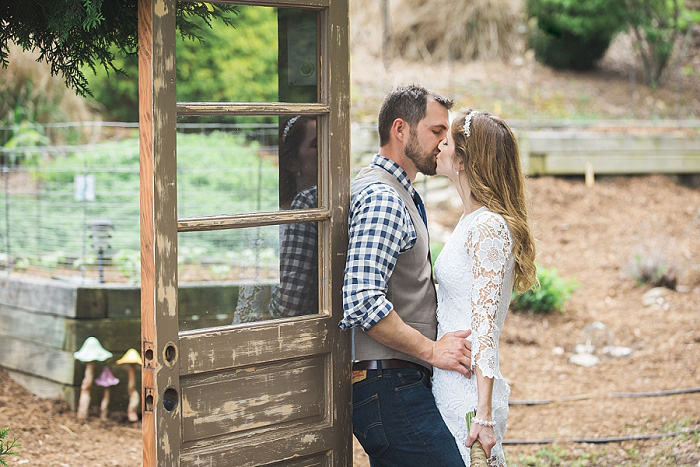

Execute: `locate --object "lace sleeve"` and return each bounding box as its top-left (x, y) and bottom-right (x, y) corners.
top-left (466, 213), bottom-right (512, 379)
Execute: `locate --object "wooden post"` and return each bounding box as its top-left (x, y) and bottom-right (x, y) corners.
top-left (138, 0), bottom-right (155, 463)
top-left (585, 161), bottom-right (595, 187)
top-left (139, 0), bottom-right (179, 464)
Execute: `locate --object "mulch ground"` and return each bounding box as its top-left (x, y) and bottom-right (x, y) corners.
top-left (2, 175), bottom-right (699, 466)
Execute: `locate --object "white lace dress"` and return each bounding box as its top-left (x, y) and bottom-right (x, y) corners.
top-left (432, 207), bottom-right (514, 467)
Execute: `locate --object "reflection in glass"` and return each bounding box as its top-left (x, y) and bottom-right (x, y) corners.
top-left (176, 116), bottom-right (319, 218)
top-left (279, 116), bottom-right (318, 210)
top-left (278, 116), bottom-right (318, 317)
top-left (175, 5), bottom-right (318, 104)
top-left (178, 222), bottom-right (319, 331)
top-left (175, 118), bottom-right (279, 217)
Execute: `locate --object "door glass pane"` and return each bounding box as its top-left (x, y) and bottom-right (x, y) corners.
top-left (176, 116), bottom-right (318, 218)
top-left (175, 5), bottom-right (318, 103)
top-left (178, 223), bottom-right (320, 331)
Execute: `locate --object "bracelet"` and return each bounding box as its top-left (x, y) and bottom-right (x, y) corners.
top-left (472, 417), bottom-right (496, 427)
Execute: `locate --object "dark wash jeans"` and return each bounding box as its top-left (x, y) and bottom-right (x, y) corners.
top-left (352, 367), bottom-right (465, 467)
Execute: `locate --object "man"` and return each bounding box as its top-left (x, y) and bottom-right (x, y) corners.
top-left (340, 85), bottom-right (472, 466)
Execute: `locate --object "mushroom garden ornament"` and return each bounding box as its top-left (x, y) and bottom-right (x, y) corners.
top-left (116, 348), bottom-right (142, 422)
top-left (94, 366), bottom-right (120, 421)
top-left (73, 337), bottom-right (113, 419)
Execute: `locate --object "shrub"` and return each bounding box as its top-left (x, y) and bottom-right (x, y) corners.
top-left (86, 5), bottom-right (278, 122)
top-left (622, 0), bottom-right (700, 87)
top-left (511, 265), bottom-right (579, 314)
top-left (526, 0), bottom-right (627, 70)
top-left (626, 253), bottom-right (677, 289)
top-left (0, 43), bottom-right (95, 156)
top-left (0, 428), bottom-right (20, 467)
top-left (430, 242), bottom-right (444, 269)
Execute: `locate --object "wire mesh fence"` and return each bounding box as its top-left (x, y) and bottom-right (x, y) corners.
top-left (0, 121), bottom-right (287, 284)
top-left (3, 120), bottom-right (698, 283)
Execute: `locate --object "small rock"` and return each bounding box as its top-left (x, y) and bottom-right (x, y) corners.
top-left (552, 346), bottom-right (565, 355)
top-left (642, 287), bottom-right (669, 307)
top-left (570, 353), bottom-right (600, 367)
top-left (574, 343), bottom-right (595, 355)
top-left (603, 345), bottom-right (632, 357)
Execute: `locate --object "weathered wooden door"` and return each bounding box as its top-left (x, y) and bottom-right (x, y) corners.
top-left (138, 0), bottom-right (351, 465)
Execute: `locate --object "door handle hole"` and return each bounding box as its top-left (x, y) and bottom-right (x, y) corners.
top-left (163, 387), bottom-right (178, 412)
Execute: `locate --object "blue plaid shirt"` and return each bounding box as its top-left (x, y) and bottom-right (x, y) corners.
top-left (339, 155), bottom-right (421, 331)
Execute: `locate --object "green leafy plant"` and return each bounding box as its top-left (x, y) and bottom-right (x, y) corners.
top-left (1, 1), bottom-right (239, 97)
top-left (511, 265), bottom-right (579, 314)
top-left (2, 121), bottom-right (49, 166)
top-left (0, 428), bottom-right (20, 467)
top-left (86, 5), bottom-right (278, 122)
top-left (622, 0), bottom-right (699, 87)
top-left (430, 241), bottom-right (444, 270)
top-left (526, 0), bottom-right (627, 70)
top-left (113, 249), bottom-right (140, 283)
top-left (626, 252), bottom-right (677, 289)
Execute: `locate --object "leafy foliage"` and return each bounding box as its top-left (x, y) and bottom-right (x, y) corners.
top-left (510, 265), bottom-right (578, 314)
top-left (626, 252), bottom-right (678, 289)
top-left (0, 1), bottom-right (238, 97)
top-left (622, 0), bottom-right (698, 86)
top-left (0, 428), bottom-right (20, 467)
top-left (526, 0), bottom-right (627, 70)
top-left (86, 5), bottom-right (278, 121)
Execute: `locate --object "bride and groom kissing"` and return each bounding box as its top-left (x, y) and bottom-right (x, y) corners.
top-left (340, 85), bottom-right (537, 466)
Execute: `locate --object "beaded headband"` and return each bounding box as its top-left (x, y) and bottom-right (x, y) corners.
top-left (282, 116), bottom-right (301, 142)
top-left (463, 110), bottom-right (479, 138)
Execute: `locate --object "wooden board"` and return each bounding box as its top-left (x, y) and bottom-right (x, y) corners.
top-left (0, 335), bottom-right (77, 385)
top-left (181, 355), bottom-right (325, 442)
top-left (0, 277), bottom-right (77, 317)
top-left (0, 305), bottom-right (67, 348)
top-left (523, 131), bottom-right (700, 175)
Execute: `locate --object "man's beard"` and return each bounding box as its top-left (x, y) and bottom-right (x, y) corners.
top-left (405, 130), bottom-right (437, 176)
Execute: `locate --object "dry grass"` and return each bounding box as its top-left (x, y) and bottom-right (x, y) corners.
top-left (351, 0), bottom-right (523, 64)
top-left (0, 43), bottom-right (96, 125)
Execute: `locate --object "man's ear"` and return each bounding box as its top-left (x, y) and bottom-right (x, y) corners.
top-left (391, 118), bottom-right (408, 143)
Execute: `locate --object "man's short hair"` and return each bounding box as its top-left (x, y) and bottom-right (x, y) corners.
top-left (377, 84), bottom-right (454, 147)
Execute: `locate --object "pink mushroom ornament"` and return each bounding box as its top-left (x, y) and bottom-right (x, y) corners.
top-left (73, 337), bottom-right (113, 419)
top-left (94, 366), bottom-right (120, 421)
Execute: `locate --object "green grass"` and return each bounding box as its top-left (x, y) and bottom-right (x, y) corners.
top-left (1, 131), bottom-right (283, 277)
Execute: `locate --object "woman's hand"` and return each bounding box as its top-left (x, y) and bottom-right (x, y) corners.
top-left (466, 422), bottom-right (497, 458)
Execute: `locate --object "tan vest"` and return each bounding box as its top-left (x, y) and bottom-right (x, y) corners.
top-left (350, 165), bottom-right (437, 368)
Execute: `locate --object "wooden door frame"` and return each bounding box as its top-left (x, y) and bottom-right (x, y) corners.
top-left (138, 0), bottom-right (179, 464)
top-left (138, 0), bottom-right (351, 465)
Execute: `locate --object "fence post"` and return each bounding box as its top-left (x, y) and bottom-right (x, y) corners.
top-left (3, 166), bottom-right (10, 275)
top-left (81, 166), bottom-right (88, 282)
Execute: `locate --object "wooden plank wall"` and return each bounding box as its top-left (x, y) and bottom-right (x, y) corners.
top-left (0, 277), bottom-right (142, 409)
top-left (0, 277), bottom-right (256, 412)
top-left (522, 130), bottom-right (700, 175)
top-left (351, 121), bottom-right (700, 177)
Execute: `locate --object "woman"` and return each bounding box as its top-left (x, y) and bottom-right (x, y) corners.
top-left (431, 109), bottom-right (538, 466)
top-left (278, 116), bottom-right (319, 317)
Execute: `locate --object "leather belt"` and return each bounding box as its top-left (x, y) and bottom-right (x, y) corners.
top-left (352, 358), bottom-right (432, 377)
